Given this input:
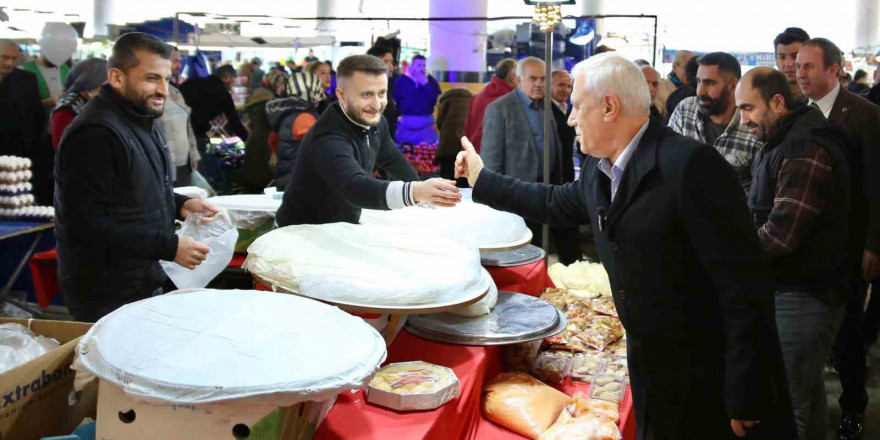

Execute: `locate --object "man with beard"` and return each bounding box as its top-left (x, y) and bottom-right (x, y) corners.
top-left (774, 27), bottom-right (810, 105)
top-left (669, 52), bottom-right (760, 191)
top-left (55, 33), bottom-right (218, 322)
top-left (736, 66), bottom-right (851, 440)
top-left (275, 55), bottom-right (461, 227)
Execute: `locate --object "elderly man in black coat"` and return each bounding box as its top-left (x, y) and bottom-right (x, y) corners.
top-left (455, 53), bottom-right (796, 440)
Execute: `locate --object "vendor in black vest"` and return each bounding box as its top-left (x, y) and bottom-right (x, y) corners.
top-left (55, 33), bottom-right (218, 322)
top-left (276, 55), bottom-right (460, 227)
top-left (736, 67), bottom-right (851, 440)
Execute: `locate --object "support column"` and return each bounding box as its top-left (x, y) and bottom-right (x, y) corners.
top-left (428, 0), bottom-right (488, 83)
top-left (854, 0), bottom-right (880, 56)
top-left (581, 0), bottom-right (605, 40)
top-left (85, 0), bottom-right (116, 39)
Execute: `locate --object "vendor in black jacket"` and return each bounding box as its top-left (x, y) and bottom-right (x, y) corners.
top-left (455, 54), bottom-right (796, 440)
top-left (276, 55), bottom-right (460, 227)
top-left (55, 33), bottom-right (218, 322)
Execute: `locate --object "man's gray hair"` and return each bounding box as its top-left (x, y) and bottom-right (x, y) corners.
top-left (0, 39), bottom-right (19, 51)
top-left (516, 56), bottom-right (544, 78)
top-left (673, 50), bottom-right (696, 66)
top-left (572, 53), bottom-right (651, 116)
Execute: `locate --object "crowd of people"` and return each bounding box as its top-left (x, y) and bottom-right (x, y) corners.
top-left (1, 21), bottom-right (879, 440)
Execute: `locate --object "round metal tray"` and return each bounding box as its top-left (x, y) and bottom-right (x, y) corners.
top-left (405, 291), bottom-right (567, 345)
top-left (480, 244), bottom-right (546, 267)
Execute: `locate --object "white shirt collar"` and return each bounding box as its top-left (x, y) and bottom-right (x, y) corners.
top-left (808, 82), bottom-right (840, 119)
top-left (552, 99), bottom-right (569, 114)
top-left (610, 118), bottom-right (650, 170)
top-left (338, 102), bottom-right (371, 131)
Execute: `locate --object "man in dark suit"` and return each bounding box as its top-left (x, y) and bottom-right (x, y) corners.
top-left (456, 53), bottom-right (796, 440)
top-left (797, 37), bottom-right (880, 440)
top-left (482, 57), bottom-right (579, 263)
top-left (0, 39), bottom-right (45, 158)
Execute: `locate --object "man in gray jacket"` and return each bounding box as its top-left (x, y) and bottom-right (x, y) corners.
top-left (481, 56), bottom-right (579, 263)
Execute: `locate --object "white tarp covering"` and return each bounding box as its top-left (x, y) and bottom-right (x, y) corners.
top-left (72, 289), bottom-right (387, 406)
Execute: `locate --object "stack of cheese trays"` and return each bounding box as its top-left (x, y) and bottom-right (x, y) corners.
top-left (516, 261), bottom-right (628, 403)
top-left (0, 156), bottom-right (53, 221)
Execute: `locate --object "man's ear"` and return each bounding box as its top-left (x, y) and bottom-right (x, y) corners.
top-left (107, 67), bottom-right (125, 90)
top-left (335, 85), bottom-right (345, 104)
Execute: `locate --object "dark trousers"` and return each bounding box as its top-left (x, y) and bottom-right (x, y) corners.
top-left (833, 275), bottom-right (870, 413)
top-left (526, 220), bottom-right (582, 265)
top-left (864, 278), bottom-right (880, 347)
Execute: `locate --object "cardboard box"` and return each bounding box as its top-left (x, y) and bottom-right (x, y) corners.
top-left (0, 318), bottom-right (97, 440)
top-left (96, 381), bottom-right (335, 440)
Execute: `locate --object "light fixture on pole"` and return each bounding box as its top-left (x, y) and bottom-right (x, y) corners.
top-left (526, 0), bottom-right (568, 261)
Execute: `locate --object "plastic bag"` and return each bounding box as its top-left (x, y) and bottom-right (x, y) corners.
top-left (450, 269), bottom-right (498, 317)
top-left (160, 212), bottom-right (238, 289)
top-left (537, 393), bottom-right (621, 440)
top-left (0, 323), bottom-right (60, 374)
top-left (482, 372), bottom-right (572, 439)
top-left (189, 169), bottom-right (217, 198)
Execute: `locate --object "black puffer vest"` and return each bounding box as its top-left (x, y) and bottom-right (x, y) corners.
top-left (749, 105), bottom-right (851, 297)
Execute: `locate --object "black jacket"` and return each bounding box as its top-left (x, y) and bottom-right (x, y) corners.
top-left (0, 69), bottom-right (45, 157)
top-left (551, 105), bottom-right (576, 184)
top-left (275, 102), bottom-right (419, 226)
top-left (828, 88), bottom-right (880, 269)
top-left (749, 105), bottom-right (851, 296)
top-left (472, 119), bottom-right (795, 440)
top-left (179, 75), bottom-right (248, 140)
top-left (54, 85), bottom-right (188, 322)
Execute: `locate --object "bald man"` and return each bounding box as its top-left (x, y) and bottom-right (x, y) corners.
top-left (736, 66), bottom-right (851, 440)
top-left (641, 65), bottom-right (663, 120)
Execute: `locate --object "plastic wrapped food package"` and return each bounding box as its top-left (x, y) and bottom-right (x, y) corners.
top-left (576, 316), bottom-right (624, 352)
top-left (359, 189), bottom-right (530, 250)
top-left (613, 340), bottom-right (628, 357)
top-left (0, 323), bottom-right (60, 374)
top-left (571, 354), bottom-right (605, 382)
top-left (565, 301), bottom-right (595, 321)
top-left (602, 357), bottom-right (628, 377)
top-left (547, 261), bottom-right (612, 298)
top-left (501, 340), bottom-right (542, 372)
top-left (244, 223), bottom-right (489, 307)
top-left (591, 298), bottom-right (618, 317)
top-left (591, 375), bottom-right (627, 403)
top-left (539, 288), bottom-right (567, 311)
top-left (482, 373), bottom-right (572, 439)
top-left (532, 352), bottom-right (571, 384)
top-left (537, 394), bottom-right (621, 440)
top-left (545, 318), bottom-right (591, 351)
top-left (366, 361), bottom-right (459, 411)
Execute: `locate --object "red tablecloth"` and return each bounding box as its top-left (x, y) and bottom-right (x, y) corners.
top-left (28, 250), bottom-right (250, 308)
top-left (485, 260), bottom-right (549, 297)
top-left (313, 330), bottom-right (635, 440)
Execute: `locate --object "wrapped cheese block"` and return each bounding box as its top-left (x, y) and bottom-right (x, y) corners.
top-left (244, 223), bottom-right (490, 308)
top-left (482, 373), bottom-right (572, 439)
top-left (359, 189), bottom-right (530, 251)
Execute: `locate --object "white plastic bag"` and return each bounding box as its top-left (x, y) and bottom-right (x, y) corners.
top-left (161, 212), bottom-right (238, 289)
top-left (449, 269), bottom-right (498, 317)
top-left (0, 323), bottom-right (60, 374)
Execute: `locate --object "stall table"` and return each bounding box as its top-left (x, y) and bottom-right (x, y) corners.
top-left (313, 330), bottom-right (634, 440)
top-left (1, 220), bottom-right (53, 316)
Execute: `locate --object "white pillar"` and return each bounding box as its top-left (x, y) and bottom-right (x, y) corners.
top-left (85, 0), bottom-right (116, 39)
top-left (428, 0), bottom-right (487, 83)
top-left (854, 0), bottom-right (880, 55)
